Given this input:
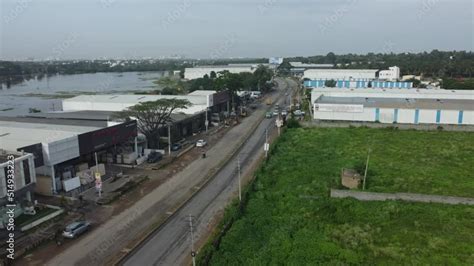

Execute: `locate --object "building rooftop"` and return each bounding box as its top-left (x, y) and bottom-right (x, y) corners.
top-left (63, 94), bottom-right (208, 105)
top-left (0, 150), bottom-right (30, 165)
top-left (315, 96), bottom-right (474, 111)
top-left (0, 120), bottom-right (101, 151)
top-left (305, 68), bottom-right (378, 73)
top-left (289, 62), bottom-right (334, 68)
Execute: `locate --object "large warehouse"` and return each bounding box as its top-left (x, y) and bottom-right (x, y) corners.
top-left (304, 69), bottom-right (378, 80)
top-left (63, 90), bottom-right (229, 114)
top-left (184, 64), bottom-right (260, 80)
top-left (311, 88), bottom-right (474, 125)
top-left (304, 79), bottom-right (413, 89)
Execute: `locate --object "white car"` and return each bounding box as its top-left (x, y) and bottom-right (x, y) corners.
top-left (294, 110), bottom-right (305, 116)
top-left (196, 139), bottom-right (207, 147)
top-left (281, 110), bottom-right (288, 116)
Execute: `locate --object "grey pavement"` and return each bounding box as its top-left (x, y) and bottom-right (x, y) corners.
top-left (46, 78), bottom-right (291, 266)
top-left (121, 78), bottom-right (296, 265)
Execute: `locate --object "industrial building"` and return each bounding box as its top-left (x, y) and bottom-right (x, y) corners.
top-left (0, 151), bottom-right (36, 228)
top-left (184, 64), bottom-right (260, 80)
top-left (303, 66), bottom-right (405, 87)
top-left (378, 66), bottom-right (400, 81)
top-left (304, 68), bottom-right (378, 80)
top-left (0, 117), bottom-right (139, 195)
top-left (311, 88), bottom-right (474, 125)
top-left (289, 62), bottom-right (334, 76)
top-left (63, 90), bottom-right (229, 115)
top-left (304, 79), bottom-right (413, 89)
top-left (311, 87), bottom-right (474, 101)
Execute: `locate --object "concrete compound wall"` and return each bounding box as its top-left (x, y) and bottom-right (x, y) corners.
top-left (302, 120), bottom-right (474, 132)
top-left (330, 189), bottom-right (474, 205)
top-left (313, 106), bottom-right (474, 125)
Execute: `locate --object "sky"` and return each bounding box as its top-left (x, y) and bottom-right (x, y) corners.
top-left (0, 0), bottom-right (473, 60)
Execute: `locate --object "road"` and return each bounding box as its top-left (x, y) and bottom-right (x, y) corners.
top-left (122, 78), bottom-right (297, 265)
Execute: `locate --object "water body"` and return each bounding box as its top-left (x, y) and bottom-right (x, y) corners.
top-left (0, 71), bottom-right (167, 116)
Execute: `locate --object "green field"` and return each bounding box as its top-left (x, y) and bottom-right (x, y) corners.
top-left (203, 127), bottom-right (474, 265)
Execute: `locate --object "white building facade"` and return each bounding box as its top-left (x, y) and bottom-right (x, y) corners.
top-left (378, 66), bottom-right (400, 81)
top-left (311, 88), bottom-right (474, 126)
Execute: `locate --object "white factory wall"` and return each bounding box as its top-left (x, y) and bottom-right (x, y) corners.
top-left (397, 109), bottom-right (416, 124)
top-left (462, 111), bottom-right (474, 125)
top-left (378, 108), bottom-right (395, 123)
top-left (418, 109), bottom-right (437, 124)
top-left (42, 136), bottom-right (80, 166)
top-left (310, 88), bottom-right (474, 104)
top-left (313, 105), bottom-right (473, 125)
top-left (313, 104), bottom-right (374, 122)
top-left (440, 110), bottom-right (459, 125)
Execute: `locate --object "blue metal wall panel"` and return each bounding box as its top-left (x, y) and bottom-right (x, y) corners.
top-left (375, 108), bottom-right (380, 122)
top-left (458, 110), bottom-right (464, 124)
top-left (414, 109), bottom-right (420, 124)
top-left (436, 110), bottom-right (441, 124)
top-left (394, 109), bottom-right (398, 123)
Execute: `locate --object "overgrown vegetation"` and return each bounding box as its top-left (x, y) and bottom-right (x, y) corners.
top-left (200, 128), bottom-right (474, 265)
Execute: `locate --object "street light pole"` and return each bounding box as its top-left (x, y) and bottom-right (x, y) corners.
top-left (205, 108), bottom-right (209, 133)
top-left (265, 129), bottom-right (268, 158)
top-left (168, 124), bottom-right (172, 156)
top-left (237, 156), bottom-right (242, 202)
top-left (188, 214), bottom-right (196, 266)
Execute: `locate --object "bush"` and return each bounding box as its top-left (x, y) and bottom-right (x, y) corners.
top-left (286, 118), bottom-right (301, 128)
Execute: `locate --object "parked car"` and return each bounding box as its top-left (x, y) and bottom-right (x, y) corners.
top-left (272, 109), bottom-right (279, 116)
top-left (265, 112), bottom-right (273, 118)
top-left (171, 143), bottom-right (182, 151)
top-left (62, 221), bottom-right (91, 239)
top-left (294, 110), bottom-right (305, 116)
top-left (281, 110), bottom-right (288, 116)
top-left (196, 139), bottom-right (207, 147)
top-left (147, 151), bottom-right (163, 163)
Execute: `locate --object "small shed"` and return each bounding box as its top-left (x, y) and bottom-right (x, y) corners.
top-left (341, 169), bottom-right (362, 189)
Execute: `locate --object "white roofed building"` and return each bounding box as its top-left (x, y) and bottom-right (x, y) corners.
top-left (304, 69), bottom-right (378, 80)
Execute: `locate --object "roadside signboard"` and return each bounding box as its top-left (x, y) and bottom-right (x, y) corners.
top-left (264, 143), bottom-right (269, 151)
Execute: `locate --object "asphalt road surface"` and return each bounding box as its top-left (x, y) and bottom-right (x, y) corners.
top-left (122, 78), bottom-right (295, 266)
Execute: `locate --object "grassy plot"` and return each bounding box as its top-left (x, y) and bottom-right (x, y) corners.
top-left (204, 127), bottom-right (474, 265)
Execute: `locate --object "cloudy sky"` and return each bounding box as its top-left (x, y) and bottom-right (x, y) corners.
top-left (0, 0), bottom-right (472, 60)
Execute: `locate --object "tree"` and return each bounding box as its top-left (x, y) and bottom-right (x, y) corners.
top-left (215, 71), bottom-right (243, 111)
top-left (115, 99), bottom-right (192, 148)
top-left (210, 71), bottom-right (217, 79)
top-left (253, 65), bottom-right (273, 91)
top-left (325, 79), bottom-right (337, 88)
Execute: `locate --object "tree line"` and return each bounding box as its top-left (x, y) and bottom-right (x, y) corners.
top-left (284, 50), bottom-right (473, 78)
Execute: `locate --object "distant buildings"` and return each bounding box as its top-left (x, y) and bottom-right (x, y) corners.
top-left (184, 64), bottom-right (264, 80)
top-left (378, 66), bottom-right (400, 81)
top-left (304, 68), bottom-right (378, 80)
top-left (303, 66), bottom-right (412, 88)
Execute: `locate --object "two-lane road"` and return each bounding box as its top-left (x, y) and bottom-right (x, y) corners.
top-left (122, 78), bottom-right (295, 265)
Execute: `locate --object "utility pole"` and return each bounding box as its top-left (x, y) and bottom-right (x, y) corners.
top-left (205, 108), bottom-right (209, 133)
top-left (265, 129), bottom-right (268, 158)
top-left (363, 148), bottom-right (371, 190)
top-left (168, 124), bottom-right (172, 156)
top-left (237, 156), bottom-right (242, 202)
top-left (188, 214), bottom-right (196, 266)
